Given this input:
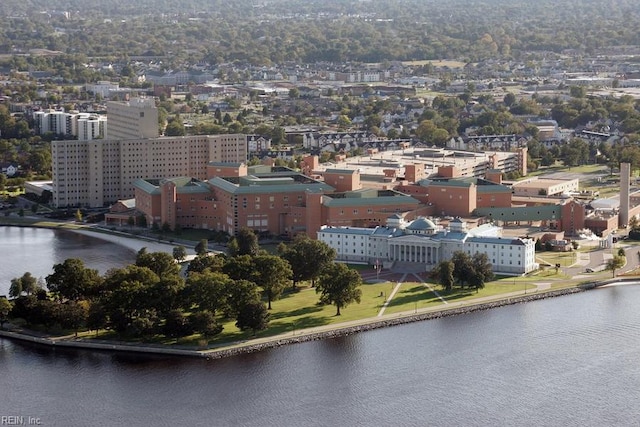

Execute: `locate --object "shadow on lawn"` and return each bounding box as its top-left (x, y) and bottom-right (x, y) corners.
top-left (388, 285), bottom-right (439, 307)
top-left (266, 315), bottom-right (331, 335)
top-left (270, 305), bottom-right (324, 320)
top-left (388, 284), bottom-right (480, 307)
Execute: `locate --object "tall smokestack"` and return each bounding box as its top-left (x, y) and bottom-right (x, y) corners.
top-left (620, 162), bottom-right (630, 228)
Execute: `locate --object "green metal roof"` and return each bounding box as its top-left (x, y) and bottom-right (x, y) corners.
top-left (418, 178), bottom-right (472, 188)
top-left (325, 168), bottom-right (358, 174)
top-left (475, 205), bottom-right (561, 221)
top-left (133, 177), bottom-right (212, 195)
top-left (477, 185), bottom-right (512, 194)
top-left (323, 191), bottom-right (419, 207)
top-left (208, 176), bottom-right (334, 195)
top-left (134, 178), bottom-right (161, 195)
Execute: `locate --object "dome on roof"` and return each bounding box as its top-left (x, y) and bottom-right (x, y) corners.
top-left (407, 217), bottom-right (436, 231)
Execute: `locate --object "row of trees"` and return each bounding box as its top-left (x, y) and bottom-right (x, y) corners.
top-left (5, 231), bottom-right (363, 340)
top-left (433, 251), bottom-right (494, 292)
top-left (2, 0), bottom-right (640, 64)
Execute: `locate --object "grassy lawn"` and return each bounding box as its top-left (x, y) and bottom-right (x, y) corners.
top-left (168, 281), bottom-right (394, 346)
top-left (383, 279), bottom-right (539, 315)
top-left (383, 282), bottom-right (445, 315)
top-left (536, 251), bottom-right (577, 267)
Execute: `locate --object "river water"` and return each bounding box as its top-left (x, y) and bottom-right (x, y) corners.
top-left (0, 226), bottom-right (136, 296)
top-left (1, 227), bottom-right (640, 426)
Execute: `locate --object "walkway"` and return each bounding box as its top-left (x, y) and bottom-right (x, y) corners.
top-left (377, 273), bottom-right (406, 317)
top-left (411, 273), bottom-right (448, 304)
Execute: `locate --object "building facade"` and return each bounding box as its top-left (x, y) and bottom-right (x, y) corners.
top-left (318, 217), bottom-right (537, 275)
top-left (51, 134), bottom-right (247, 208)
top-left (105, 99), bottom-right (159, 140)
top-left (128, 164), bottom-right (432, 238)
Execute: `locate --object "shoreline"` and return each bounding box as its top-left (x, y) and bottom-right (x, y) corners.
top-left (0, 281), bottom-right (620, 360)
top-left (1, 219), bottom-right (637, 360)
top-left (0, 220), bottom-right (188, 254)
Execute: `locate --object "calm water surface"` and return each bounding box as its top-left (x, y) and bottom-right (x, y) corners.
top-left (1, 227), bottom-right (640, 426)
top-left (0, 226), bottom-right (136, 296)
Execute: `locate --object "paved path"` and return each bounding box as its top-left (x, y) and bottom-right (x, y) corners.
top-left (411, 273), bottom-right (448, 304)
top-left (377, 273), bottom-right (406, 317)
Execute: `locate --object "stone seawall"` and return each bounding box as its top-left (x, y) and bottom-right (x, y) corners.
top-left (0, 285), bottom-right (592, 360)
top-left (201, 286), bottom-right (586, 360)
top-left (0, 329), bottom-right (208, 358)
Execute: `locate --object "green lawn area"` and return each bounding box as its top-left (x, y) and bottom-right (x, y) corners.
top-left (536, 251), bottom-right (576, 267)
top-left (383, 278), bottom-right (539, 315)
top-left (166, 281), bottom-right (394, 346)
top-left (58, 270), bottom-right (579, 348)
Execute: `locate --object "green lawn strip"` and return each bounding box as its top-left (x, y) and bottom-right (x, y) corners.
top-left (177, 281), bottom-right (392, 346)
top-left (536, 251), bottom-right (576, 267)
top-left (383, 277), bottom-right (572, 315)
top-left (383, 282), bottom-right (444, 315)
top-left (346, 263), bottom-right (373, 271)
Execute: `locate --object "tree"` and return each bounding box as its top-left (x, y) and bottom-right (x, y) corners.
top-left (135, 251), bottom-right (181, 278)
top-left (195, 239), bottom-right (208, 256)
top-left (9, 272), bottom-right (39, 298)
top-left (235, 301), bottom-right (270, 335)
top-left (46, 258), bottom-right (102, 301)
top-left (165, 117), bottom-right (186, 136)
top-left (606, 255), bottom-right (625, 277)
top-left (278, 235), bottom-right (336, 287)
top-left (222, 255), bottom-right (256, 282)
top-left (504, 92), bottom-right (516, 107)
top-left (102, 265), bottom-right (162, 334)
top-left (229, 227), bottom-right (260, 257)
top-left (225, 279), bottom-right (261, 318)
top-left (163, 309), bottom-right (193, 338)
top-left (57, 301), bottom-right (88, 336)
top-left (187, 253), bottom-right (225, 275)
top-left (253, 255), bottom-right (292, 309)
top-left (316, 263), bottom-right (362, 316)
top-left (0, 298), bottom-right (12, 328)
top-left (86, 302), bottom-right (107, 336)
top-left (147, 275), bottom-right (185, 316)
top-left (569, 86), bottom-right (586, 98)
top-left (185, 271), bottom-right (232, 315)
top-left (451, 251), bottom-right (474, 288)
top-left (173, 246), bottom-right (187, 262)
top-left (190, 310), bottom-right (223, 339)
top-left (434, 261), bottom-right (455, 292)
top-left (469, 252), bottom-right (494, 292)
top-left (75, 209), bottom-right (83, 222)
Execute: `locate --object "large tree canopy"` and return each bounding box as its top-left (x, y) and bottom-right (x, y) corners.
top-left (316, 263), bottom-right (362, 316)
top-left (46, 258), bottom-right (102, 301)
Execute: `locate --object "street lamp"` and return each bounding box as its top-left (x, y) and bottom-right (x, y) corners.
top-left (375, 259), bottom-right (382, 281)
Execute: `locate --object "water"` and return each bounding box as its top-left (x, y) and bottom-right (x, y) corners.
top-left (2, 227), bottom-right (640, 426)
top-left (0, 226), bottom-right (136, 296)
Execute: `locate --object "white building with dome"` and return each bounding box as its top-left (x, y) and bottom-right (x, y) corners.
top-left (317, 217), bottom-right (538, 275)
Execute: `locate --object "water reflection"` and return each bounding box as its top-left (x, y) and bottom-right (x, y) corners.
top-left (0, 226), bottom-right (136, 295)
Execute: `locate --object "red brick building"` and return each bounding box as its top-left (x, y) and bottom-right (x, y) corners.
top-left (131, 164), bottom-right (427, 238)
top-left (395, 177), bottom-right (513, 217)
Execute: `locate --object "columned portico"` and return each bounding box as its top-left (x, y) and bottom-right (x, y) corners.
top-left (389, 240), bottom-right (439, 265)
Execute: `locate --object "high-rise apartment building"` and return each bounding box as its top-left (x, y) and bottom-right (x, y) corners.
top-left (105, 99), bottom-right (159, 140)
top-left (34, 110), bottom-right (106, 140)
top-left (51, 134), bottom-right (248, 208)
